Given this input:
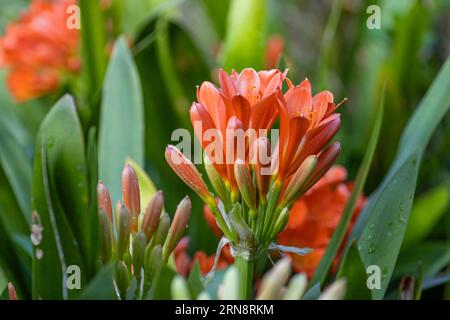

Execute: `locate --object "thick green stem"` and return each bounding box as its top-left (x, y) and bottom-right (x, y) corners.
top-left (235, 256), bottom-right (254, 300)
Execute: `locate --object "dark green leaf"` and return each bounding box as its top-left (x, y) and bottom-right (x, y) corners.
top-left (32, 95), bottom-right (90, 299)
top-left (402, 184), bottom-right (449, 250)
top-left (336, 241), bottom-right (371, 300)
top-left (79, 264), bottom-right (116, 300)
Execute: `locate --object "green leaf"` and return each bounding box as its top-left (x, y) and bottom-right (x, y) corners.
top-left (302, 282), bottom-right (321, 300)
top-left (0, 116), bottom-right (32, 223)
top-left (394, 242), bottom-right (450, 279)
top-left (311, 87), bottom-right (384, 287)
top-left (402, 184), bottom-right (449, 250)
top-left (87, 127), bottom-right (99, 276)
top-left (79, 264), bottom-right (116, 300)
top-left (220, 0), bottom-right (266, 71)
top-left (126, 158), bottom-right (157, 211)
top-left (152, 265), bottom-right (177, 300)
top-left (336, 241), bottom-right (371, 300)
top-left (358, 149), bottom-right (421, 299)
top-left (79, 0), bottom-right (107, 92)
top-left (32, 95), bottom-right (90, 299)
top-left (98, 37), bottom-right (145, 207)
top-left (0, 265), bottom-right (7, 297)
top-left (188, 261), bottom-right (204, 299)
top-left (352, 56), bottom-right (450, 299)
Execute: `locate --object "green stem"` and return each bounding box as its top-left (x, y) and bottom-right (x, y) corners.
top-left (235, 256), bottom-right (254, 300)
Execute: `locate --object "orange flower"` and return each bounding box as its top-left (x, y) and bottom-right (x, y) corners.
top-left (276, 79), bottom-right (344, 181)
top-left (278, 166), bottom-right (366, 277)
top-left (190, 68), bottom-right (285, 190)
top-left (0, 0), bottom-right (80, 102)
top-left (265, 35), bottom-right (284, 69)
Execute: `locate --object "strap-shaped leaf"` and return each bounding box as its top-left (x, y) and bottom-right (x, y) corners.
top-left (98, 37), bottom-right (144, 207)
top-left (32, 95), bottom-right (90, 299)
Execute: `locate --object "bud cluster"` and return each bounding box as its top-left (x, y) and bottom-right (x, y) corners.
top-left (97, 164), bottom-right (191, 299)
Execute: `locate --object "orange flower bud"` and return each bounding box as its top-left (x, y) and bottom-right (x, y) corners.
top-left (8, 282), bottom-right (17, 300)
top-left (281, 155), bottom-right (317, 205)
top-left (165, 145), bottom-right (211, 201)
top-left (234, 159), bottom-right (257, 213)
top-left (251, 137), bottom-right (271, 199)
top-left (97, 181), bottom-right (112, 222)
top-left (163, 196), bottom-right (192, 262)
top-left (122, 164), bottom-right (141, 232)
top-left (142, 191), bottom-right (164, 240)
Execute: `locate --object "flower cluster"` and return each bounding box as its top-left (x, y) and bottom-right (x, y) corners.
top-left (166, 68), bottom-right (344, 263)
top-left (97, 164), bottom-right (191, 299)
top-left (0, 0), bottom-right (80, 102)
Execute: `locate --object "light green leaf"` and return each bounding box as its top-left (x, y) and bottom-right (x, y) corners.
top-left (220, 0), bottom-right (266, 71)
top-left (402, 184), bottom-right (449, 250)
top-left (98, 37), bottom-right (145, 206)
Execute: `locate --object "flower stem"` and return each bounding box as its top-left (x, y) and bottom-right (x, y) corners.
top-left (235, 256), bottom-right (254, 300)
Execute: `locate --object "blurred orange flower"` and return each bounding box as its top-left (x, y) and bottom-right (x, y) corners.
top-left (0, 0), bottom-right (80, 102)
top-left (278, 166), bottom-right (366, 277)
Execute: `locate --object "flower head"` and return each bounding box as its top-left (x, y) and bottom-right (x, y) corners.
top-left (168, 68), bottom-right (344, 261)
top-left (0, 0), bottom-right (80, 102)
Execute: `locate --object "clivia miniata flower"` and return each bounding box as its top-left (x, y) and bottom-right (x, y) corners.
top-left (0, 0), bottom-right (80, 102)
top-left (167, 68), bottom-right (344, 289)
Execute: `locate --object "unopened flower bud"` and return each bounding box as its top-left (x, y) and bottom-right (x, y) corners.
top-left (171, 275), bottom-right (192, 300)
top-left (204, 154), bottom-right (228, 204)
top-left (8, 283), bottom-right (17, 300)
top-left (304, 142), bottom-right (341, 191)
top-left (144, 244), bottom-right (163, 295)
top-left (251, 137), bottom-right (271, 199)
top-left (163, 196), bottom-right (192, 262)
top-left (99, 208), bottom-right (113, 264)
top-left (319, 279), bottom-right (346, 300)
top-left (234, 159), bottom-right (257, 214)
top-left (122, 164), bottom-right (141, 232)
top-left (273, 207), bottom-right (290, 235)
top-left (281, 155), bottom-right (317, 205)
top-left (142, 191), bottom-right (164, 240)
top-left (133, 231), bottom-right (147, 277)
top-left (97, 181), bottom-right (112, 222)
top-left (115, 261), bottom-right (130, 300)
top-left (117, 203), bottom-right (131, 260)
top-left (151, 213), bottom-right (170, 248)
top-left (257, 257), bottom-right (291, 300)
top-left (165, 145), bottom-right (211, 201)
